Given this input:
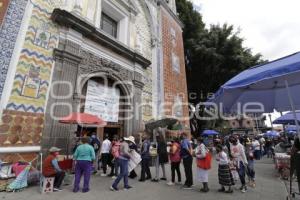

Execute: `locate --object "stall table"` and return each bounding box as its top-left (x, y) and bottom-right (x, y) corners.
top-left (274, 153), bottom-right (290, 180)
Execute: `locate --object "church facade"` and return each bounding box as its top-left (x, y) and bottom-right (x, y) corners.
top-left (0, 0), bottom-right (189, 162)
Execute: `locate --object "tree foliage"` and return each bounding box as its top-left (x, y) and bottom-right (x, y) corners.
top-left (176, 0), bottom-right (266, 134)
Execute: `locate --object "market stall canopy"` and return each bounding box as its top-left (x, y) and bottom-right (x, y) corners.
top-left (208, 52), bottom-right (300, 113)
top-left (273, 111), bottom-right (300, 125)
top-left (286, 125), bottom-right (299, 132)
top-left (202, 129), bottom-right (219, 136)
top-left (264, 130), bottom-right (280, 137)
top-left (145, 118), bottom-right (178, 133)
top-left (59, 112), bottom-right (107, 126)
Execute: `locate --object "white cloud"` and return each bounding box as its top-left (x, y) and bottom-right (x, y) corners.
top-left (190, 0), bottom-right (300, 60)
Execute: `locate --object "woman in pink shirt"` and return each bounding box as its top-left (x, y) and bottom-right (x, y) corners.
top-left (167, 137), bottom-right (181, 186)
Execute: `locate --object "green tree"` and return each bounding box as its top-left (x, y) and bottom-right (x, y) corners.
top-left (176, 0), bottom-right (265, 134)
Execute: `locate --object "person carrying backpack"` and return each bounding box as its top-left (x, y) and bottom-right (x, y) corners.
top-left (167, 137), bottom-right (181, 186)
top-left (90, 133), bottom-right (101, 173)
top-left (109, 135), bottom-right (121, 178)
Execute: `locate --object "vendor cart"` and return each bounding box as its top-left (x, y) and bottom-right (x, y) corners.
top-left (274, 153), bottom-right (300, 199)
top-left (275, 153), bottom-right (291, 180)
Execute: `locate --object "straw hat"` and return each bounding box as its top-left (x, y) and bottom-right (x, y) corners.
top-left (124, 136), bottom-right (135, 144)
top-left (49, 147), bottom-right (61, 152)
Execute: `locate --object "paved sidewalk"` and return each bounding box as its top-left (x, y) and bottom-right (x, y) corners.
top-left (1, 158), bottom-right (287, 200)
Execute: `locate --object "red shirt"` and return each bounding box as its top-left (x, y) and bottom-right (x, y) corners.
top-left (42, 155), bottom-right (57, 177)
top-left (170, 142), bottom-right (181, 162)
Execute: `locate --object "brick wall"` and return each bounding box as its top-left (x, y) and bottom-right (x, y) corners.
top-left (161, 8), bottom-right (190, 128)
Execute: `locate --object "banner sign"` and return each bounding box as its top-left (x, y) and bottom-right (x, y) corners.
top-left (84, 80), bottom-right (120, 122)
top-left (128, 150), bottom-right (142, 172)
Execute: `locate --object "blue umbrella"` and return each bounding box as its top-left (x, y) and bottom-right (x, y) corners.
top-left (286, 125), bottom-right (298, 132)
top-left (264, 130), bottom-right (279, 137)
top-left (284, 125), bottom-right (299, 135)
top-left (202, 129), bottom-right (219, 136)
top-left (208, 52), bottom-right (300, 138)
top-left (287, 131), bottom-right (297, 135)
top-left (273, 111), bottom-right (300, 125)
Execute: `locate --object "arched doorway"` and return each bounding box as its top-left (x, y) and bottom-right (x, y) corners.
top-left (78, 73), bottom-right (132, 141)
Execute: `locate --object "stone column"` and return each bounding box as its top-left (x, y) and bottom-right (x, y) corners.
top-left (94, 0), bottom-right (102, 29)
top-left (42, 39), bottom-right (82, 154)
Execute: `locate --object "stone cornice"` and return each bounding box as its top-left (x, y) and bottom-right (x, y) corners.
top-left (51, 8), bottom-right (151, 69)
top-left (157, 0), bottom-right (184, 28)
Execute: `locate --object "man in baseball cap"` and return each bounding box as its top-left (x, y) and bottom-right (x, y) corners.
top-left (42, 147), bottom-right (65, 192)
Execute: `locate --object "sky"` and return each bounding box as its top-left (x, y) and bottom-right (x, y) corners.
top-left (189, 0), bottom-right (300, 60)
top-left (188, 0), bottom-right (300, 127)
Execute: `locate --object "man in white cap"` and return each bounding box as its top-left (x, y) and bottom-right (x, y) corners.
top-left (110, 136), bottom-right (135, 191)
top-left (42, 147), bottom-right (65, 192)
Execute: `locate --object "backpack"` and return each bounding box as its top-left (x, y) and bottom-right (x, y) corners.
top-left (91, 138), bottom-right (101, 153)
top-left (111, 142), bottom-right (121, 158)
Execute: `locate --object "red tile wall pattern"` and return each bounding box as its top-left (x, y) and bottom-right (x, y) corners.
top-left (0, 0), bottom-right (10, 25)
top-left (161, 8), bottom-right (190, 128)
top-left (0, 110), bottom-right (44, 146)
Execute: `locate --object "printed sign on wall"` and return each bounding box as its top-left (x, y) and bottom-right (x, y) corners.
top-left (0, 0), bottom-right (10, 26)
top-left (84, 80), bottom-right (120, 122)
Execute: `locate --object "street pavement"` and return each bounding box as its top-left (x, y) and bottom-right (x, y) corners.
top-left (0, 158), bottom-right (288, 200)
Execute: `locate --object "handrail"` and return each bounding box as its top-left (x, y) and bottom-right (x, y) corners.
top-left (0, 146), bottom-right (41, 153)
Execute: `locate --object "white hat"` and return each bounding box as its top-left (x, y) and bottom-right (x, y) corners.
top-left (124, 136), bottom-right (135, 144)
top-left (49, 147), bottom-right (61, 152)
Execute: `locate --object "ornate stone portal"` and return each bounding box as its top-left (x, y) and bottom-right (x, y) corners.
top-left (42, 37), bottom-right (145, 152)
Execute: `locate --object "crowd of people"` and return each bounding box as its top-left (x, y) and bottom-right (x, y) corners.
top-left (41, 131), bottom-right (300, 195)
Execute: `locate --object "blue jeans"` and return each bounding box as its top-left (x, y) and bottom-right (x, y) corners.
top-left (254, 150), bottom-right (261, 160)
top-left (247, 160), bottom-right (255, 180)
top-left (238, 161), bottom-right (246, 186)
top-left (112, 158), bottom-right (129, 188)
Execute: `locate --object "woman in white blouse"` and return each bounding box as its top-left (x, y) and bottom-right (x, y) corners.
top-left (216, 144), bottom-right (234, 193)
top-left (195, 137), bottom-right (210, 192)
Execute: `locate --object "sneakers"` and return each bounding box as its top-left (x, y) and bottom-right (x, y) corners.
top-left (151, 179), bottom-right (159, 182)
top-left (167, 181), bottom-right (175, 186)
top-left (53, 188), bottom-right (62, 192)
top-left (110, 186), bottom-right (119, 191)
top-left (240, 185), bottom-right (247, 193)
top-left (112, 176), bottom-right (117, 179)
top-left (160, 178), bottom-right (167, 181)
top-left (124, 186), bottom-right (133, 190)
top-left (101, 173), bottom-right (107, 177)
